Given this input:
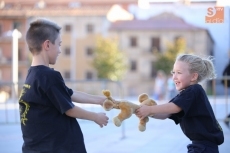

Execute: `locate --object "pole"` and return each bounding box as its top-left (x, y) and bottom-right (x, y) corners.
top-left (12, 29), bottom-right (19, 100)
top-left (71, 24), bottom-right (77, 90)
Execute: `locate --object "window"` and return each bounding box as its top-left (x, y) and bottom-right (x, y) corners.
top-left (69, 2), bottom-right (81, 8)
top-left (174, 36), bottom-right (185, 45)
top-left (86, 24), bottom-right (94, 33)
top-left (150, 37), bottom-right (160, 52)
top-left (150, 61), bottom-right (156, 78)
top-left (0, 24), bottom-right (2, 36)
top-left (130, 36), bottom-right (137, 47)
top-left (85, 47), bottom-right (94, 56)
top-left (174, 36), bottom-right (186, 52)
top-left (18, 71), bottom-right (22, 80)
top-left (86, 71), bottom-right (93, 80)
top-left (174, 36), bottom-right (181, 42)
top-left (65, 24), bottom-right (71, 32)
top-left (35, 0), bottom-right (46, 9)
top-left (13, 21), bottom-right (21, 30)
top-left (64, 71), bottom-right (71, 80)
top-left (18, 48), bottom-right (23, 61)
top-left (130, 60), bottom-right (137, 71)
top-left (64, 47), bottom-right (71, 56)
top-left (210, 48), bottom-right (214, 56)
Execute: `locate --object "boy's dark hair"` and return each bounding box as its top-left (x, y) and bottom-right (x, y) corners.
top-left (26, 18), bottom-right (61, 54)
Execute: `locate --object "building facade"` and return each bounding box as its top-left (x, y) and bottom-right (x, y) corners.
top-left (109, 12), bottom-right (214, 96)
top-left (0, 0), bottom-right (214, 97)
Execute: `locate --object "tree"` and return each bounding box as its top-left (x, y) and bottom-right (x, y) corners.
top-left (154, 37), bottom-right (187, 75)
top-left (92, 36), bottom-right (127, 81)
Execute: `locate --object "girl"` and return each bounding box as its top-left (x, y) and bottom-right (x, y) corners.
top-left (136, 54), bottom-right (224, 153)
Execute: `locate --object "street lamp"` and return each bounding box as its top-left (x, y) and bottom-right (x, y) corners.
top-left (12, 29), bottom-right (22, 100)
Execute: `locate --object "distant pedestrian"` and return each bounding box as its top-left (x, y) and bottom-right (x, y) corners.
top-left (221, 61), bottom-right (230, 87)
top-left (167, 75), bottom-right (177, 100)
top-left (153, 70), bottom-right (166, 100)
top-left (222, 61), bottom-right (230, 129)
top-left (19, 18), bottom-right (109, 153)
top-left (136, 54), bottom-right (224, 153)
top-left (224, 114), bottom-right (230, 128)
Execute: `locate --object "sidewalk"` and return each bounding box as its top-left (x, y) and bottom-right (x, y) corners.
top-left (0, 116), bottom-right (229, 153)
top-left (0, 97), bottom-right (229, 153)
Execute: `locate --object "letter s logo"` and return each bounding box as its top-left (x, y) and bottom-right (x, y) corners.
top-left (207, 7), bottom-right (213, 16)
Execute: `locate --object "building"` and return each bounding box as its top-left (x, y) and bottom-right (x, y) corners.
top-left (130, 0), bottom-right (230, 95)
top-left (0, 0), bottom-right (136, 97)
top-left (109, 12), bottom-right (214, 96)
top-left (0, 0), bottom-right (215, 98)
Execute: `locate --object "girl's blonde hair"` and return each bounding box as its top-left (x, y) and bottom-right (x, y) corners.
top-left (176, 54), bottom-right (216, 82)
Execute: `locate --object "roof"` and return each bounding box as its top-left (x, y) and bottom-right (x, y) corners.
top-left (0, 0), bottom-right (137, 8)
top-left (0, 0), bottom-right (134, 17)
top-left (109, 12), bottom-right (206, 31)
top-left (0, 7), bottom-right (110, 17)
top-left (109, 12), bottom-right (215, 44)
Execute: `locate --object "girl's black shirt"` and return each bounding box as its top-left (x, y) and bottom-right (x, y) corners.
top-left (19, 65), bottom-right (87, 153)
top-left (169, 84), bottom-right (224, 145)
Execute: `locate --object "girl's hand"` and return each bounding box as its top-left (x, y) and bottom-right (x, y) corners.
top-left (136, 105), bottom-right (151, 119)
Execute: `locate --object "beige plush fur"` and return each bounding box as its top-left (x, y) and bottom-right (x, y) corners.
top-left (102, 90), bottom-right (157, 132)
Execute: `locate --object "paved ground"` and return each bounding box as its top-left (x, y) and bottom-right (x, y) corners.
top-left (0, 97), bottom-right (230, 153)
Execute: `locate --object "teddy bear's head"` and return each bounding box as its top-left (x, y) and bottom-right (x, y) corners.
top-left (138, 93), bottom-right (157, 106)
top-left (102, 90), bottom-right (115, 111)
top-left (138, 93), bottom-right (157, 131)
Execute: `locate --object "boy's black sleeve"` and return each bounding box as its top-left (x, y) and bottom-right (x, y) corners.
top-left (45, 72), bottom-right (75, 114)
top-left (47, 84), bottom-right (75, 114)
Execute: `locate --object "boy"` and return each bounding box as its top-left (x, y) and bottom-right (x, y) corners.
top-left (19, 18), bottom-right (109, 153)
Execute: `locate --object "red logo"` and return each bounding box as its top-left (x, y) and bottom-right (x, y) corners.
top-left (205, 7), bottom-right (224, 23)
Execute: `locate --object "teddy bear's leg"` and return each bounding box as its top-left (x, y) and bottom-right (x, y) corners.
top-left (113, 106), bottom-right (132, 127)
top-left (139, 117), bottom-right (149, 132)
top-left (113, 117), bottom-right (122, 127)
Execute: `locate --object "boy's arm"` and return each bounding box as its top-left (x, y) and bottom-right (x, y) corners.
top-left (65, 106), bottom-right (108, 127)
top-left (71, 90), bottom-right (106, 106)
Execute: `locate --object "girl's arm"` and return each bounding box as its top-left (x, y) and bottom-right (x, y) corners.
top-left (71, 90), bottom-right (106, 106)
top-left (151, 113), bottom-right (171, 120)
top-left (136, 103), bottom-right (181, 119)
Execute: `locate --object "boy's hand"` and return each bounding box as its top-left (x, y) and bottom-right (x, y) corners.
top-left (136, 105), bottom-right (151, 119)
top-left (94, 113), bottom-right (109, 128)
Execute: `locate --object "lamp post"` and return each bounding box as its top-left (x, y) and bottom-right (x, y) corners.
top-left (12, 29), bottom-right (21, 100)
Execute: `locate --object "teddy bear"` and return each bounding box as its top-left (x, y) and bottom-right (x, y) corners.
top-left (102, 90), bottom-right (157, 131)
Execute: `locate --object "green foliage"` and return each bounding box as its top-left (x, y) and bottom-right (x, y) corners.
top-left (154, 37), bottom-right (187, 75)
top-left (92, 36), bottom-right (127, 81)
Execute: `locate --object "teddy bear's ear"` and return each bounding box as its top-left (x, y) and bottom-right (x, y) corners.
top-left (102, 90), bottom-right (111, 98)
top-left (138, 93), bottom-right (149, 102)
top-left (150, 99), bottom-right (157, 105)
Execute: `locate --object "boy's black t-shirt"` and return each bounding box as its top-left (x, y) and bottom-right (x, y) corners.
top-left (19, 65), bottom-right (87, 153)
top-left (169, 84), bottom-right (224, 145)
